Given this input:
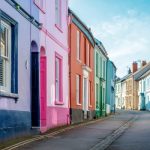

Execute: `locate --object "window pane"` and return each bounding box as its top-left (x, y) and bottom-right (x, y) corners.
top-left (55, 58), bottom-right (60, 101)
top-left (55, 58), bottom-right (59, 81)
top-left (0, 24), bottom-right (8, 58)
top-left (0, 20), bottom-right (11, 91)
top-left (77, 31), bottom-right (80, 60)
top-left (76, 75), bottom-right (80, 104)
top-left (86, 43), bottom-right (89, 66)
top-left (55, 0), bottom-right (61, 27)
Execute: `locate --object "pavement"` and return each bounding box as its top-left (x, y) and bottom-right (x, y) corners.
top-left (2, 110), bottom-right (149, 150)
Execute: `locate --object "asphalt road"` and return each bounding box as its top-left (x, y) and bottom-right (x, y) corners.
top-left (14, 110), bottom-right (150, 150)
top-left (106, 111), bottom-right (150, 150)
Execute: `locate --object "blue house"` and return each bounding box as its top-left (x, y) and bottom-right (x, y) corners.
top-left (0, 0), bottom-right (40, 141)
top-left (106, 60), bottom-right (116, 114)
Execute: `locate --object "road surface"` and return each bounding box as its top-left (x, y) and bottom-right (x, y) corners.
top-left (11, 110), bottom-right (150, 150)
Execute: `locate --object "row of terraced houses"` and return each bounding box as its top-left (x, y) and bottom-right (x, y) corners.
top-left (116, 61), bottom-right (150, 110)
top-left (0, 0), bottom-right (116, 141)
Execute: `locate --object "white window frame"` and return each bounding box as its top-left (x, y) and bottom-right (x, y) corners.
top-left (0, 20), bottom-right (11, 92)
top-left (55, 57), bottom-right (60, 102)
top-left (55, 0), bottom-right (61, 28)
top-left (76, 74), bottom-right (80, 104)
top-left (76, 30), bottom-right (80, 60)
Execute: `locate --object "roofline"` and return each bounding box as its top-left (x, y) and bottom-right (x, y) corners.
top-left (108, 60), bottom-right (117, 70)
top-left (133, 61), bottom-right (150, 76)
top-left (68, 8), bottom-right (95, 47)
top-left (95, 38), bottom-right (108, 58)
top-left (137, 70), bottom-right (150, 80)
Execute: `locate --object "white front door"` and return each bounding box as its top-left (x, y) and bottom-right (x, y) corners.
top-left (83, 77), bottom-right (88, 119)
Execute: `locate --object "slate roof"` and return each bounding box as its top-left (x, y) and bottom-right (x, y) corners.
top-left (120, 73), bottom-right (132, 82)
top-left (68, 8), bottom-right (95, 47)
top-left (95, 38), bottom-right (108, 57)
top-left (133, 62), bottom-right (150, 80)
top-left (137, 69), bottom-right (150, 80)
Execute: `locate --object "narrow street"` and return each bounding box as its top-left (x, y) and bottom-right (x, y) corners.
top-left (6, 110), bottom-right (148, 150)
top-left (106, 111), bottom-right (150, 150)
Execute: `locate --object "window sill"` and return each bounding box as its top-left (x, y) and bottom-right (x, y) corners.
top-left (55, 24), bottom-right (63, 33)
top-left (55, 101), bottom-right (64, 105)
top-left (77, 103), bottom-right (81, 106)
top-left (77, 59), bottom-right (82, 64)
top-left (33, 2), bottom-right (46, 14)
top-left (0, 91), bottom-right (19, 99)
top-left (89, 105), bottom-right (92, 108)
top-left (82, 65), bottom-right (92, 72)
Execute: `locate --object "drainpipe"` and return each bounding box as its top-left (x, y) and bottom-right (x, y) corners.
top-left (30, 0), bottom-right (32, 128)
top-left (68, 16), bottom-right (72, 124)
top-left (105, 59), bottom-right (108, 116)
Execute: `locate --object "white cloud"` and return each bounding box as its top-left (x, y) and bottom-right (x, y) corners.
top-left (91, 9), bottom-right (150, 77)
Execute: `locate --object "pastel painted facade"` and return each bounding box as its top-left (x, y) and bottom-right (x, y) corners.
top-left (138, 70), bottom-right (150, 110)
top-left (94, 39), bottom-right (107, 117)
top-left (121, 81), bottom-right (126, 109)
top-left (69, 9), bottom-right (95, 124)
top-left (115, 80), bottom-right (122, 109)
top-left (106, 60), bottom-right (116, 114)
top-left (125, 76), bottom-right (133, 109)
top-left (115, 73), bottom-right (131, 110)
top-left (32, 0), bottom-right (70, 132)
top-left (0, 0), bottom-right (40, 141)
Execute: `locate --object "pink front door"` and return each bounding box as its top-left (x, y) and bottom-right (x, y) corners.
top-left (40, 56), bottom-right (47, 127)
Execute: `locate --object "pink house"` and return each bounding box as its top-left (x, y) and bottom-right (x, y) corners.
top-left (32, 0), bottom-right (69, 132)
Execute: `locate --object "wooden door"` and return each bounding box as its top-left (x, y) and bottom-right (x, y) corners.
top-left (40, 56), bottom-right (47, 127)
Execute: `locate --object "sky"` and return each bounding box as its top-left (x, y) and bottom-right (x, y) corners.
top-left (69, 0), bottom-right (150, 77)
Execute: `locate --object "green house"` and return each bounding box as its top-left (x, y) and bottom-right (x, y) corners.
top-left (94, 39), bottom-right (108, 117)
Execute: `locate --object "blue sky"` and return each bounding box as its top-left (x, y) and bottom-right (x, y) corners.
top-left (69, 0), bottom-right (150, 77)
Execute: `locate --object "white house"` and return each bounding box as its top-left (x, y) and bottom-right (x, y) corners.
top-left (138, 70), bottom-right (150, 110)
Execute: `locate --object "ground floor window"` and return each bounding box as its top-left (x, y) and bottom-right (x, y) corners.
top-left (0, 10), bottom-right (18, 94)
top-left (76, 74), bottom-right (81, 105)
top-left (55, 53), bottom-right (63, 103)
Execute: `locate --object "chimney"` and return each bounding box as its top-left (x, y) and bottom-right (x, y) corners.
top-left (142, 60), bottom-right (147, 67)
top-left (132, 62), bottom-right (138, 73)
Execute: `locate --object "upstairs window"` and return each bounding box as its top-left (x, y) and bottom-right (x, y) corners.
top-left (96, 53), bottom-right (98, 76)
top-left (103, 61), bottom-right (106, 79)
top-left (86, 43), bottom-right (90, 66)
top-left (55, 0), bottom-right (61, 28)
top-left (76, 30), bottom-right (80, 60)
